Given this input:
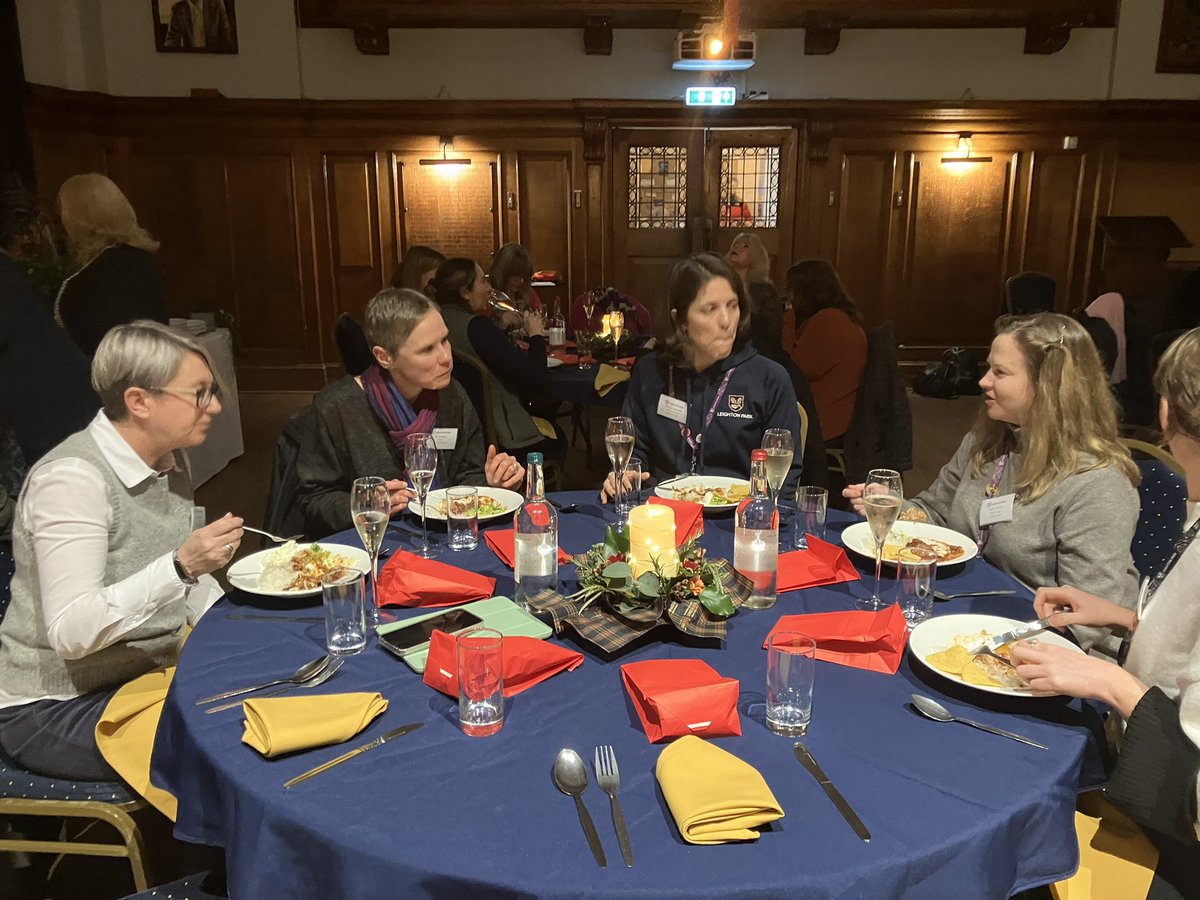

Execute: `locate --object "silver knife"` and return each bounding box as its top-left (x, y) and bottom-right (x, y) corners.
top-left (227, 614), bottom-right (324, 624)
top-left (284, 723), bottom-right (424, 789)
top-left (793, 742), bottom-right (871, 842)
top-left (969, 616), bottom-right (1055, 654)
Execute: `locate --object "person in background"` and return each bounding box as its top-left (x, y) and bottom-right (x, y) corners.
top-left (1012, 327), bottom-right (1200, 894)
top-left (0, 321), bottom-right (243, 779)
top-left (602, 253), bottom-right (801, 501)
top-left (296, 288), bottom-right (523, 536)
top-left (163, 0), bottom-right (235, 51)
top-left (844, 313), bottom-right (1140, 654)
top-left (488, 243), bottom-right (542, 311)
top-left (782, 260), bottom-right (867, 444)
top-left (54, 174), bottom-right (167, 358)
top-left (725, 232), bottom-right (783, 344)
top-left (391, 245), bottom-right (445, 292)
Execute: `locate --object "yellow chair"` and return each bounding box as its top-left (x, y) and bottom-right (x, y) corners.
top-left (1119, 438), bottom-right (1184, 477)
top-left (795, 402), bottom-right (809, 459)
top-left (1050, 792), bottom-right (1157, 900)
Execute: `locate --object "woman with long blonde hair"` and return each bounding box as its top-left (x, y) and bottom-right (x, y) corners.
top-left (845, 313), bottom-right (1141, 653)
top-left (54, 174), bottom-right (166, 357)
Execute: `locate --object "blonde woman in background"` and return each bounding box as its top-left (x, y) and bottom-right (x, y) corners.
top-left (55, 174), bottom-right (166, 357)
top-left (725, 232), bottom-right (785, 353)
top-left (845, 313), bottom-right (1141, 653)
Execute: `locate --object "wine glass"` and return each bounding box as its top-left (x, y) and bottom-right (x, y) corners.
top-left (611, 311), bottom-right (625, 362)
top-left (605, 416), bottom-right (635, 526)
top-left (351, 476), bottom-right (389, 626)
top-left (582, 289), bottom-right (600, 328)
top-left (405, 433), bottom-right (440, 558)
top-left (859, 468), bottom-right (903, 611)
top-left (761, 429), bottom-right (794, 536)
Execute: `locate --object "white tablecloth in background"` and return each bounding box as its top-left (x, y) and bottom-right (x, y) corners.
top-left (187, 328), bottom-right (244, 487)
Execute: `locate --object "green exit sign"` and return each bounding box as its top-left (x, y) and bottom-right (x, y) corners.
top-left (685, 86), bottom-right (737, 107)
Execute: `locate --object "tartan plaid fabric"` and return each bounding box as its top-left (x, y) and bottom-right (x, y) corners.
top-left (526, 558), bottom-right (752, 654)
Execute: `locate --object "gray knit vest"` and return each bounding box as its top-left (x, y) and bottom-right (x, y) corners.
top-left (440, 305), bottom-right (542, 450)
top-left (0, 427), bottom-right (192, 700)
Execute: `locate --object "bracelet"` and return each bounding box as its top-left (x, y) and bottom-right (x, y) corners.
top-left (173, 550), bottom-right (198, 586)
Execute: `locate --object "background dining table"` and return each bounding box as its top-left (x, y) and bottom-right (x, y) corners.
top-left (153, 493), bottom-right (1106, 899)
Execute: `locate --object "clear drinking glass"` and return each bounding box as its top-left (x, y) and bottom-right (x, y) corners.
top-left (859, 468), bottom-right (904, 611)
top-left (457, 627), bottom-right (504, 737)
top-left (405, 433), bottom-right (440, 558)
top-left (350, 476), bottom-right (389, 625)
top-left (322, 567), bottom-right (367, 656)
top-left (766, 631), bottom-right (816, 736)
top-left (793, 485), bottom-right (828, 550)
top-left (605, 416), bottom-right (635, 526)
top-left (895, 547), bottom-right (937, 626)
top-left (761, 428), bottom-right (794, 540)
top-left (446, 486), bottom-right (479, 551)
top-left (616, 456), bottom-right (643, 521)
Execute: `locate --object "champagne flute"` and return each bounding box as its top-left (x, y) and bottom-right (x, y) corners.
top-left (761, 429), bottom-right (794, 536)
top-left (579, 290), bottom-right (600, 369)
top-left (405, 433), bottom-right (440, 558)
top-left (611, 310), bottom-right (624, 361)
top-left (859, 468), bottom-right (904, 611)
top-left (351, 476), bottom-right (389, 626)
top-left (605, 416), bottom-right (635, 526)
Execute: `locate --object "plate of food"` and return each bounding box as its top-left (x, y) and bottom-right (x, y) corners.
top-left (227, 541), bottom-right (371, 598)
top-left (409, 487), bottom-right (523, 523)
top-left (841, 520), bottom-right (977, 568)
top-left (654, 475), bottom-right (750, 511)
top-left (909, 613), bottom-right (1083, 696)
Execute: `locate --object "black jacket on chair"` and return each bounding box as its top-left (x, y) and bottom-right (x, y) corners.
top-left (263, 406), bottom-right (317, 545)
top-left (843, 322), bottom-right (913, 482)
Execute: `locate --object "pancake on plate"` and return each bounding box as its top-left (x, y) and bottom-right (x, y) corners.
top-left (924, 631), bottom-right (1029, 690)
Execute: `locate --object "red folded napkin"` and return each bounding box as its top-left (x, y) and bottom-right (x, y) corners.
top-left (484, 529), bottom-right (573, 569)
top-left (763, 604), bottom-right (908, 675)
top-left (614, 356), bottom-right (637, 367)
top-left (422, 630), bottom-right (584, 698)
top-left (621, 659), bottom-right (741, 743)
top-left (777, 534), bottom-right (860, 592)
top-left (375, 550), bottom-right (496, 608)
top-left (647, 496), bottom-right (704, 545)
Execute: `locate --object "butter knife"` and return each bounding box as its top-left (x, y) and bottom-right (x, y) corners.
top-left (226, 614), bottom-right (324, 624)
top-left (284, 723), bottom-right (424, 789)
top-left (793, 742), bottom-right (871, 842)
top-left (968, 615), bottom-right (1056, 655)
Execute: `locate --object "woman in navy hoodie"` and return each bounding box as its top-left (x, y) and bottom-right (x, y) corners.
top-left (601, 253), bottom-right (802, 501)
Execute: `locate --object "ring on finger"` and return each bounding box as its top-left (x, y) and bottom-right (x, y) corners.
top-left (225, 542), bottom-right (235, 559)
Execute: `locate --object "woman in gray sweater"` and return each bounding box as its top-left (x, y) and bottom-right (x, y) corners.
top-left (846, 313), bottom-right (1140, 650)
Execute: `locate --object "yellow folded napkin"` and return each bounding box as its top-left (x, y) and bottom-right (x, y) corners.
top-left (242, 693), bottom-right (389, 759)
top-left (96, 666), bottom-right (179, 821)
top-left (594, 364), bottom-right (631, 397)
top-left (655, 735), bottom-right (784, 844)
top-left (532, 415), bottom-right (558, 441)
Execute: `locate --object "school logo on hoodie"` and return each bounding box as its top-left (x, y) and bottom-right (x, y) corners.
top-left (727, 394), bottom-right (745, 413)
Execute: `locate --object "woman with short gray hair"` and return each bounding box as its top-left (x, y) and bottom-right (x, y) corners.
top-left (0, 320), bottom-right (244, 780)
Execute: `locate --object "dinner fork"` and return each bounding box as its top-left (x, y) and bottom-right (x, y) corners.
top-left (204, 657), bottom-right (345, 714)
top-left (594, 745), bottom-right (633, 868)
top-left (243, 525), bottom-right (304, 544)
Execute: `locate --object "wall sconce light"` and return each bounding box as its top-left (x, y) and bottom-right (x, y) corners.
top-left (420, 137), bottom-right (471, 166)
top-left (941, 133), bottom-right (992, 165)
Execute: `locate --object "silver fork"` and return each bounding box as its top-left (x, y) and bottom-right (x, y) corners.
top-left (242, 525), bottom-right (304, 544)
top-left (594, 745), bottom-right (633, 868)
top-left (203, 657), bottom-right (345, 714)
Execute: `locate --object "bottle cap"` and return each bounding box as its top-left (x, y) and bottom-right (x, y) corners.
top-left (527, 452), bottom-right (544, 465)
top-left (751, 449), bottom-right (767, 462)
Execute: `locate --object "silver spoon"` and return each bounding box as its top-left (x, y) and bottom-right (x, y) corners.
top-left (204, 657), bottom-right (345, 713)
top-left (909, 694), bottom-right (1047, 749)
top-left (195, 656), bottom-right (331, 705)
top-left (553, 749), bottom-right (607, 868)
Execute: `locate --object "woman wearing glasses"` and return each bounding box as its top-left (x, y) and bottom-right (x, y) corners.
top-left (0, 321), bottom-right (243, 780)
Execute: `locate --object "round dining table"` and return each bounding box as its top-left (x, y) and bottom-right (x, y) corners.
top-left (153, 492), bottom-right (1104, 899)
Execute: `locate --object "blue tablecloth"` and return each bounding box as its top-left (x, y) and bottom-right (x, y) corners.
top-left (546, 363), bottom-right (628, 408)
top-left (153, 494), bottom-right (1103, 899)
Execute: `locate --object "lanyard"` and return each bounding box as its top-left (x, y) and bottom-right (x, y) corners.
top-left (669, 366), bottom-right (736, 474)
top-left (1118, 514), bottom-right (1200, 666)
top-left (975, 452), bottom-right (1011, 553)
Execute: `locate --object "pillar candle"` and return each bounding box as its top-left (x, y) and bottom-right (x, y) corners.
top-left (600, 313), bottom-right (612, 337)
top-left (627, 504), bottom-right (680, 579)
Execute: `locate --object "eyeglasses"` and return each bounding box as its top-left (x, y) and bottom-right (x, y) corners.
top-left (153, 384), bottom-right (221, 410)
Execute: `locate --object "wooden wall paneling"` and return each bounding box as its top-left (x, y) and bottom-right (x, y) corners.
top-left (828, 143), bottom-right (900, 327)
top-left (394, 152), bottom-right (500, 271)
top-left (517, 151), bottom-right (573, 307)
top-left (30, 130), bottom-right (112, 206)
top-left (322, 152), bottom-right (386, 328)
top-left (583, 117), bottom-right (608, 291)
top-left (1019, 150), bottom-right (1089, 308)
top-left (1109, 154), bottom-right (1200, 263)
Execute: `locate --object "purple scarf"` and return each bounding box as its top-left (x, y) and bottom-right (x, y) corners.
top-left (361, 365), bottom-right (439, 459)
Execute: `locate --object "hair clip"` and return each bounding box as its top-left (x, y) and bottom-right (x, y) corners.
top-left (1057, 325), bottom-right (1066, 346)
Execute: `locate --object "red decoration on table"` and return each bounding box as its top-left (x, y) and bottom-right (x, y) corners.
top-left (484, 529), bottom-right (573, 569)
top-left (375, 550), bottom-right (496, 608)
top-left (422, 630), bottom-right (584, 698)
top-left (763, 604), bottom-right (908, 675)
top-left (647, 496), bottom-right (704, 545)
top-left (777, 535), bottom-right (860, 592)
top-left (620, 658), bottom-right (742, 743)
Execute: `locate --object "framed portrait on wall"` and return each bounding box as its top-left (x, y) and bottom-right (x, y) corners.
top-left (1157, 0), bottom-right (1200, 73)
top-left (152, 0), bottom-right (238, 54)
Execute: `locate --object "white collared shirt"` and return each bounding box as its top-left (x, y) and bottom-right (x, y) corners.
top-left (0, 412), bottom-right (222, 707)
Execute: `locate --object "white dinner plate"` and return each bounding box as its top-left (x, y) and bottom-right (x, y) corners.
top-left (841, 520), bottom-right (978, 568)
top-left (653, 475), bottom-right (751, 512)
top-left (908, 613), bottom-right (1083, 697)
top-left (409, 487), bottom-right (523, 523)
top-left (546, 357), bottom-right (565, 369)
top-left (227, 543), bottom-right (371, 598)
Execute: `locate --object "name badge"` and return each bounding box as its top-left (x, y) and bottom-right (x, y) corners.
top-left (191, 506), bottom-right (206, 530)
top-left (979, 493), bottom-right (1016, 527)
top-left (657, 394), bottom-right (688, 424)
top-left (432, 428), bottom-right (458, 450)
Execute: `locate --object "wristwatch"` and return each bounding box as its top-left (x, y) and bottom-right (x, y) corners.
top-left (173, 550), bottom-right (198, 586)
